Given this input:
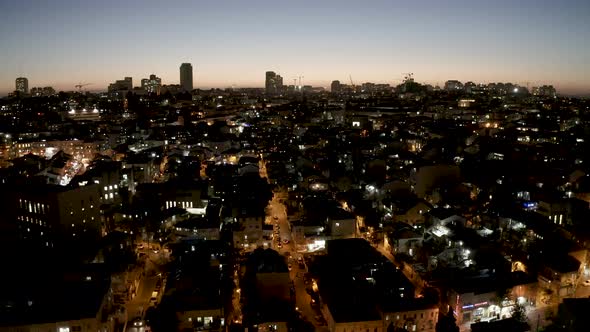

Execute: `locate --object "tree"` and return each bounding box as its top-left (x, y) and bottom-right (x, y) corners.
top-left (436, 309), bottom-right (459, 332)
top-left (511, 302), bottom-right (528, 323)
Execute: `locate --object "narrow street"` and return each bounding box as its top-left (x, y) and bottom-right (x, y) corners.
top-left (260, 157), bottom-right (327, 331)
top-left (375, 237), bottom-right (426, 296)
top-left (124, 249), bottom-right (165, 331)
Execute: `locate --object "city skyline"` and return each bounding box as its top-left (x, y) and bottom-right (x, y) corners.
top-left (1, 0), bottom-right (590, 96)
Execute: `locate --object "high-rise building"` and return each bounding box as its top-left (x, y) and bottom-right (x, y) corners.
top-left (108, 77), bottom-right (133, 93)
top-left (30, 86), bottom-right (56, 97)
top-left (444, 80), bottom-right (464, 91)
top-left (15, 77), bottom-right (28, 94)
top-left (141, 74), bottom-right (162, 94)
top-left (331, 80), bottom-right (341, 93)
top-left (533, 85), bottom-right (557, 97)
top-left (180, 63), bottom-right (193, 92)
top-left (265, 71), bottom-right (283, 95)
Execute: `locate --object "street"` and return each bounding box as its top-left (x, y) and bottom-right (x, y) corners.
top-left (260, 158), bottom-right (328, 331)
top-left (124, 248), bottom-right (166, 332)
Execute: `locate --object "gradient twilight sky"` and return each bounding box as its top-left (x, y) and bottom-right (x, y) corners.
top-left (1, 0), bottom-right (589, 95)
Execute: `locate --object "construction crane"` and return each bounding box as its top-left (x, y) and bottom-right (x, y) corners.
top-left (75, 83), bottom-right (92, 92)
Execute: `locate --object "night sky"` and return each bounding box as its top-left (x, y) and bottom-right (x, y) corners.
top-left (1, 0), bottom-right (589, 95)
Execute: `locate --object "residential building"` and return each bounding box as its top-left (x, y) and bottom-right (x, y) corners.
top-left (30, 86), bottom-right (56, 96)
top-left (180, 63), bottom-right (193, 91)
top-left (107, 77), bottom-right (132, 93)
top-left (331, 80), bottom-right (341, 93)
top-left (0, 182), bottom-right (102, 254)
top-left (0, 268), bottom-right (114, 332)
top-left (265, 71), bottom-right (282, 95)
top-left (141, 74), bottom-right (162, 94)
top-left (15, 77), bottom-right (28, 94)
top-left (444, 80), bottom-right (463, 91)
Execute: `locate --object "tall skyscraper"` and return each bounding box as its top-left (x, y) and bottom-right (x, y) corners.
top-left (15, 77), bottom-right (28, 94)
top-left (180, 63), bottom-right (193, 92)
top-left (265, 71), bottom-right (283, 95)
top-left (331, 80), bottom-right (341, 93)
top-left (265, 71), bottom-right (276, 94)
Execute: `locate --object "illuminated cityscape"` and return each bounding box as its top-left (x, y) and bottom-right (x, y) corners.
top-left (0, 1), bottom-right (590, 332)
